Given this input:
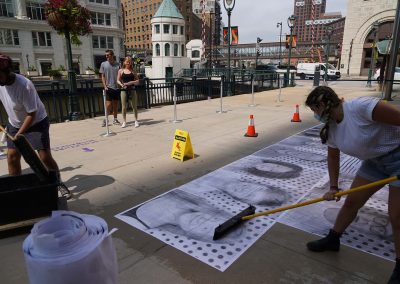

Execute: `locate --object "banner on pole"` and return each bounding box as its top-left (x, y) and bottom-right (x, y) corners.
top-left (231, 26), bottom-right (238, 45)
top-left (223, 26), bottom-right (239, 45)
top-left (285, 35), bottom-right (297, 49)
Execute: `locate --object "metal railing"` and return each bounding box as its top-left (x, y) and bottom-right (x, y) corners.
top-left (0, 74), bottom-right (285, 125)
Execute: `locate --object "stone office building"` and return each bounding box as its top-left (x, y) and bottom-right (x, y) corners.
top-left (340, 0), bottom-right (398, 76)
top-left (0, 0), bottom-right (124, 75)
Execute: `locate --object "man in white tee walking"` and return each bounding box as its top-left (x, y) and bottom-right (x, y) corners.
top-left (0, 54), bottom-right (60, 177)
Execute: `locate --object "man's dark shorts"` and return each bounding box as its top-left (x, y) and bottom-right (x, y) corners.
top-left (106, 88), bottom-right (120, 101)
top-left (6, 117), bottom-right (51, 150)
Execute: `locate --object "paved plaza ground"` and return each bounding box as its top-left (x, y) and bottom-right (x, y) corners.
top-left (0, 80), bottom-right (399, 283)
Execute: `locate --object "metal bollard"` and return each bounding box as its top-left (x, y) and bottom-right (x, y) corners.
top-left (100, 89), bottom-right (116, 137)
top-left (249, 74), bottom-right (256, 107)
top-left (216, 75), bottom-right (226, 113)
top-left (170, 80), bottom-right (182, 123)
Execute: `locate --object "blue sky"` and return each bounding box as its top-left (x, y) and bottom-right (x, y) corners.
top-left (221, 0), bottom-right (348, 43)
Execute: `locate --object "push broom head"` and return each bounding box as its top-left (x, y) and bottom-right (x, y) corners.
top-left (8, 133), bottom-right (50, 182)
top-left (13, 134), bottom-right (50, 182)
top-left (213, 205), bottom-right (256, 240)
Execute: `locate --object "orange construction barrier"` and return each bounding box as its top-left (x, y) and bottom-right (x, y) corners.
top-left (291, 104), bottom-right (302, 122)
top-left (244, 114), bottom-right (258, 137)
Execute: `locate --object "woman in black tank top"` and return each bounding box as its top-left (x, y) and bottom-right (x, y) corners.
top-left (117, 57), bottom-right (139, 128)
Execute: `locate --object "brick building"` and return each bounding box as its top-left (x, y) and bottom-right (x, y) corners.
top-left (122, 0), bottom-right (210, 54)
top-left (293, 0), bottom-right (341, 43)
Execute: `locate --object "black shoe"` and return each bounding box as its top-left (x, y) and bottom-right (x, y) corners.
top-left (307, 229), bottom-right (341, 252)
top-left (388, 265), bottom-right (400, 284)
top-left (58, 183), bottom-right (72, 200)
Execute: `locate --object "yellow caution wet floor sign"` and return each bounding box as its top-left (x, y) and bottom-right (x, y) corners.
top-left (171, 129), bottom-right (194, 161)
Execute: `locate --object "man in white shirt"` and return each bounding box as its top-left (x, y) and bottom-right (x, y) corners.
top-left (0, 54), bottom-right (59, 177)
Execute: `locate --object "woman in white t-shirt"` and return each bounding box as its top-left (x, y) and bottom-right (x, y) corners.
top-left (305, 86), bottom-right (400, 283)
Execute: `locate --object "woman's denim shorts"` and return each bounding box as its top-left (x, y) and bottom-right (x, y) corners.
top-left (357, 146), bottom-right (400, 187)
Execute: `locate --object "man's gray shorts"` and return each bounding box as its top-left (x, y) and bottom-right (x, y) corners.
top-left (6, 117), bottom-right (51, 150)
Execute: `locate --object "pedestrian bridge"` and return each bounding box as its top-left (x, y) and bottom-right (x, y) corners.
top-left (206, 40), bottom-right (340, 65)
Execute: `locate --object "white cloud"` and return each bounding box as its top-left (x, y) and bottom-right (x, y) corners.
top-left (220, 0), bottom-right (348, 43)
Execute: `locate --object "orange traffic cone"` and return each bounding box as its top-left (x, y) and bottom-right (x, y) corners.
top-left (291, 104), bottom-right (302, 122)
top-left (244, 115), bottom-right (258, 137)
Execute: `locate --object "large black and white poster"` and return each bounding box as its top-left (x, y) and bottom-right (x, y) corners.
top-left (116, 126), bottom-right (394, 271)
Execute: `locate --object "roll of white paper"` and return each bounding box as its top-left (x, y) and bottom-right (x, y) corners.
top-left (23, 211), bottom-right (118, 284)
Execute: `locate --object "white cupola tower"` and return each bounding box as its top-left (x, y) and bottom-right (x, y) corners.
top-left (151, 0), bottom-right (190, 80)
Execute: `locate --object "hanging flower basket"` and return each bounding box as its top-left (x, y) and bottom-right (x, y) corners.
top-left (45, 0), bottom-right (92, 45)
top-left (47, 12), bottom-right (66, 29)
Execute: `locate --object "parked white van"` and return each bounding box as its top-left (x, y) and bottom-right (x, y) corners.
top-left (296, 63), bottom-right (340, 80)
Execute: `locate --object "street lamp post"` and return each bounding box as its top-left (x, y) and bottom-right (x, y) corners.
top-left (45, 0), bottom-right (91, 121)
top-left (324, 26), bottom-right (333, 82)
top-left (277, 22), bottom-right (283, 66)
top-left (65, 30), bottom-right (81, 121)
top-left (223, 0), bottom-right (235, 96)
top-left (367, 21), bottom-right (380, 87)
top-left (26, 54), bottom-right (30, 69)
top-left (286, 15), bottom-right (295, 87)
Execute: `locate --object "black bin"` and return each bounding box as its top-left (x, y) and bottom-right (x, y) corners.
top-left (313, 65), bottom-right (321, 86)
top-left (0, 173), bottom-right (58, 225)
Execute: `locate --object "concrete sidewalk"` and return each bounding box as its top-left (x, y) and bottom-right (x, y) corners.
top-left (0, 81), bottom-right (398, 284)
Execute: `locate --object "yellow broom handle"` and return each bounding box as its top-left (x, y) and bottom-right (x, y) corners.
top-left (242, 175), bottom-right (399, 220)
top-left (0, 124), bottom-right (14, 140)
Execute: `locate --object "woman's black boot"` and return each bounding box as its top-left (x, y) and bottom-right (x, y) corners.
top-left (307, 229), bottom-right (341, 252)
top-left (388, 258), bottom-right (400, 284)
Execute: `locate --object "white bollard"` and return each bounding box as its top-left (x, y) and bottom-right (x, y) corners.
top-left (249, 74), bottom-right (256, 107)
top-left (276, 74), bottom-right (283, 103)
top-left (100, 89), bottom-right (116, 137)
top-left (170, 82), bottom-right (182, 123)
top-left (216, 76), bottom-right (226, 113)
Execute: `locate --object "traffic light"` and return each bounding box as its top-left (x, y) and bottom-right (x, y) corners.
top-left (286, 35), bottom-right (290, 49)
top-left (257, 37), bottom-right (263, 44)
top-left (256, 50), bottom-right (261, 57)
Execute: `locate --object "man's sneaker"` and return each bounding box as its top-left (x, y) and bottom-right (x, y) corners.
top-left (307, 229), bottom-right (341, 252)
top-left (134, 121), bottom-right (140, 128)
top-left (113, 118), bottom-right (121, 125)
top-left (121, 122), bottom-right (127, 128)
top-left (58, 183), bottom-right (72, 200)
top-left (101, 119), bottom-right (107, 127)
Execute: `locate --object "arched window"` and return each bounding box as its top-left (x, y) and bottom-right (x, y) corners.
top-left (155, 43), bottom-right (160, 56)
top-left (174, 44), bottom-right (178, 56)
top-left (165, 43), bottom-right (170, 56)
top-left (181, 44), bottom-right (185, 56)
top-left (192, 50), bottom-right (200, 58)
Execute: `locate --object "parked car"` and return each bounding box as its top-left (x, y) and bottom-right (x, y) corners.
top-left (374, 67), bottom-right (400, 83)
top-left (255, 64), bottom-right (278, 72)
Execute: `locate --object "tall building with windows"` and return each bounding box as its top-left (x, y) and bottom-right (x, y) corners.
top-left (0, 0), bottom-right (124, 75)
top-left (192, 0), bottom-right (222, 47)
top-left (122, 0), bottom-right (209, 54)
top-left (293, 0), bottom-right (341, 43)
